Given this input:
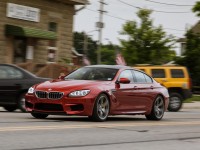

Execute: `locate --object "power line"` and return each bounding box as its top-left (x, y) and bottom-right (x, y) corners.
top-left (118, 0), bottom-right (191, 13)
top-left (86, 8), bottom-right (186, 32)
top-left (106, 13), bottom-right (129, 21)
top-left (86, 8), bottom-right (129, 21)
top-left (164, 28), bottom-right (185, 32)
top-left (144, 0), bottom-right (194, 7)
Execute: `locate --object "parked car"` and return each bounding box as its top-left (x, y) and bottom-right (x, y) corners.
top-left (0, 64), bottom-right (49, 112)
top-left (25, 65), bottom-right (169, 121)
top-left (134, 65), bottom-right (192, 112)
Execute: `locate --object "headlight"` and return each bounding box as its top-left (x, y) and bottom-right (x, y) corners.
top-left (28, 87), bottom-right (35, 94)
top-left (69, 90), bottom-right (90, 97)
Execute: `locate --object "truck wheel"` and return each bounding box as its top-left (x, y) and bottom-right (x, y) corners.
top-left (168, 93), bottom-right (183, 112)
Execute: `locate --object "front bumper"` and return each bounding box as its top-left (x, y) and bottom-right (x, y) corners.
top-left (25, 94), bottom-right (95, 116)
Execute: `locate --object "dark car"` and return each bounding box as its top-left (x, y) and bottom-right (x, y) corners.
top-left (0, 64), bottom-right (49, 112)
top-left (25, 65), bottom-right (169, 121)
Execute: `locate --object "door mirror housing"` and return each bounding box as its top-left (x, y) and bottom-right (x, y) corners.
top-left (118, 78), bottom-right (130, 84)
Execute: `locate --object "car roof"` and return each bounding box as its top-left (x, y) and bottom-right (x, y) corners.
top-left (85, 65), bottom-right (132, 70)
top-left (0, 63), bottom-right (37, 78)
top-left (134, 65), bottom-right (186, 68)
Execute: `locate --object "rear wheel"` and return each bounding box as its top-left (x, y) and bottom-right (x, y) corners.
top-left (168, 93), bottom-right (183, 112)
top-left (146, 96), bottom-right (165, 120)
top-left (3, 105), bottom-right (17, 112)
top-left (31, 113), bottom-right (49, 119)
top-left (91, 94), bottom-right (110, 122)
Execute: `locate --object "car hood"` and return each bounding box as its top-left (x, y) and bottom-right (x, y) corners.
top-left (34, 79), bottom-right (112, 91)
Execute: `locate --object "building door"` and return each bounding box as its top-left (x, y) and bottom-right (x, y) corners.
top-left (13, 37), bottom-right (27, 63)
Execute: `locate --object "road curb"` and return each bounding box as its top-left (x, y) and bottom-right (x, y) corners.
top-left (183, 102), bottom-right (200, 109)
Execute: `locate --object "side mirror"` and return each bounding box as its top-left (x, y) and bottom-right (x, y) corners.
top-left (119, 78), bottom-right (130, 84)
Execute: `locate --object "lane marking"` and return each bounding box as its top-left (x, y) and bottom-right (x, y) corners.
top-left (1, 121), bottom-right (200, 132)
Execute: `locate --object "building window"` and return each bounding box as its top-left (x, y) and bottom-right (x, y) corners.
top-left (47, 22), bottom-right (57, 62)
top-left (48, 22), bottom-right (57, 32)
top-left (13, 38), bottom-right (27, 63)
top-left (48, 22), bottom-right (57, 47)
top-left (47, 47), bottom-right (57, 62)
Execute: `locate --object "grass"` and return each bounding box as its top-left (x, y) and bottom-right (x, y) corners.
top-left (184, 95), bottom-right (200, 103)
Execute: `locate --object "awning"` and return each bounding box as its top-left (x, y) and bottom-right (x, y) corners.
top-left (5, 25), bottom-right (57, 40)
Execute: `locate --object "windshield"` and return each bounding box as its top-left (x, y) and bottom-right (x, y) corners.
top-left (65, 67), bottom-right (118, 81)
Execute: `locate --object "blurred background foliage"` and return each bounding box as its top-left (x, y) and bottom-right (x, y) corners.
top-left (175, 2), bottom-right (200, 87)
top-left (120, 9), bottom-right (176, 65)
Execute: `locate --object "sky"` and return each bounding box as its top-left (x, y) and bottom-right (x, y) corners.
top-left (74, 0), bottom-right (199, 55)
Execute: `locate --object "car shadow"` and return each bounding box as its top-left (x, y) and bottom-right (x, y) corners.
top-left (39, 116), bottom-right (148, 122)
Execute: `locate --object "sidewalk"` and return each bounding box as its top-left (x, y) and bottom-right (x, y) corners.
top-left (183, 101), bottom-right (200, 109)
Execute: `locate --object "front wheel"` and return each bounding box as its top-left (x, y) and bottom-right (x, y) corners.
top-left (146, 96), bottom-right (165, 120)
top-left (168, 93), bottom-right (183, 112)
top-left (31, 113), bottom-right (49, 119)
top-left (91, 94), bottom-right (110, 122)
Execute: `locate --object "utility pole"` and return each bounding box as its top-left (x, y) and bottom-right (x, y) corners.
top-left (96, 0), bottom-right (106, 64)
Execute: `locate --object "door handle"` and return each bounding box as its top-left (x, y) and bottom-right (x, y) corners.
top-left (150, 86), bottom-right (154, 89)
top-left (133, 86), bottom-right (138, 90)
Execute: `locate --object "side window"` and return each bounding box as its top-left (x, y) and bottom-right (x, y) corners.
top-left (0, 66), bottom-right (23, 79)
top-left (0, 67), bottom-right (8, 79)
top-left (171, 69), bottom-right (184, 78)
top-left (144, 74), bottom-right (153, 83)
top-left (118, 70), bottom-right (133, 83)
top-left (151, 69), bottom-right (165, 78)
top-left (132, 70), bottom-right (146, 83)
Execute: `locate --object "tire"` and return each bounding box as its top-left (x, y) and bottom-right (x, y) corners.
top-left (31, 113), bottom-right (49, 119)
top-left (91, 93), bottom-right (110, 122)
top-left (145, 96), bottom-right (165, 120)
top-left (168, 93), bottom-right (183, 112)
top-left (3, 105), bottom-right (17, 112)
top-left (18, 93), bottom-right (27, 112)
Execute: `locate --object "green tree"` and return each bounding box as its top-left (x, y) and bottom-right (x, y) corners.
top-left (193, 1), bottom-right (200, 16)
top-left (120, 9), bottom-right (176, 65)
top-left (176, 30), bottom-right (200, 86)
top-left (101, 44), bottom-right (119, 65)
top-left (175, 1), bottom-right (200, 86)
top-left (73, 32), bottom-right (98, 64)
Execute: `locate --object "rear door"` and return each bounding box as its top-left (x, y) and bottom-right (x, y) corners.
top-left (131, 70), bottom-right (155, 111)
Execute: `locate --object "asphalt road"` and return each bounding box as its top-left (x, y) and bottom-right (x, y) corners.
top-left (0, 108), bottom-right (200, 150)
